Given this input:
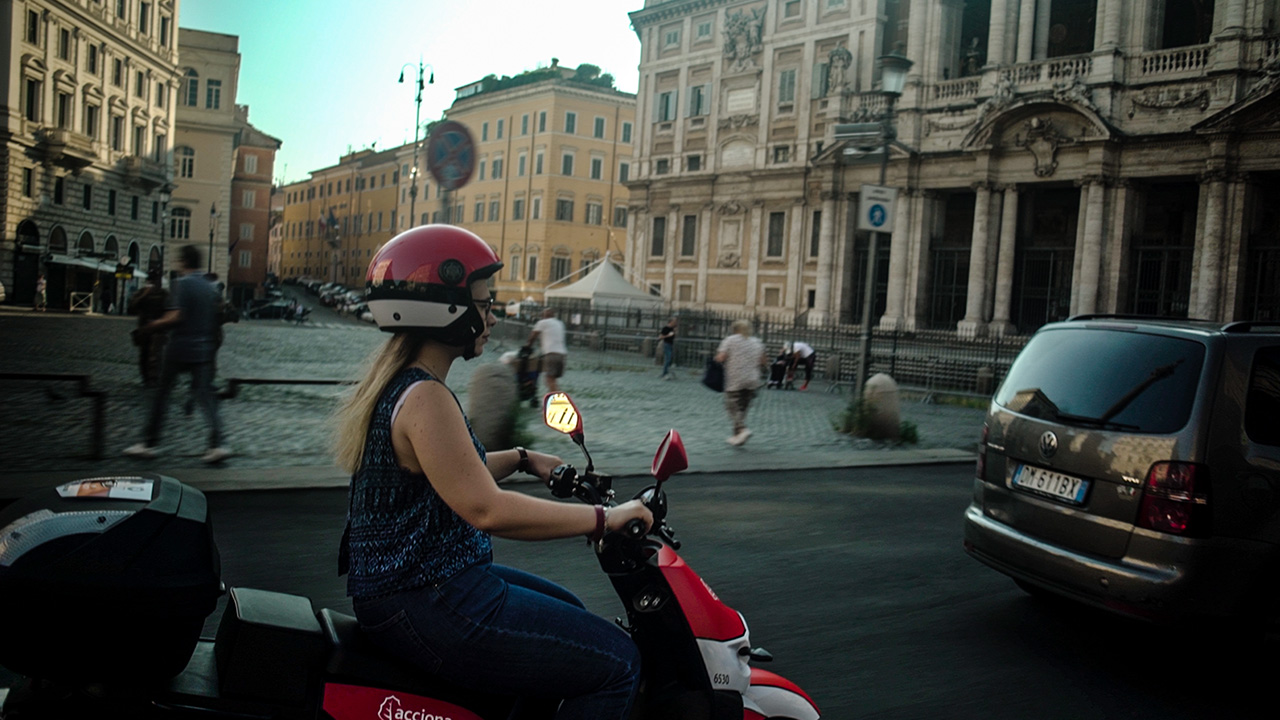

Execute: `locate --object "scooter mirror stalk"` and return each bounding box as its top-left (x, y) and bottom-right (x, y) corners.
top-left (542, 392), bottom-right (593, 473)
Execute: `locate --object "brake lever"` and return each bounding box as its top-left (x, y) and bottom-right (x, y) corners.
top-left (657, 522), bottom-right (680, 550)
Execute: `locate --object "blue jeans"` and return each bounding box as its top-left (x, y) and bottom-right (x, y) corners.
top-left (661, 342), bottom-right (673, 376)
top-left (144, 354), bottom-right (221, 447)
top-left (353, 563), bottom-right (640, 720)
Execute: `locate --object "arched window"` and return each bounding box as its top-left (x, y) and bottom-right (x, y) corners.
top-left (49, 226), bottom-right (68, 255)
top-left (77, 231), bottom-right (95, 255)
top-left (170, 207), bottom-right (191, 239)
top-left (128, 241), bottom-right (140, 267)
top-left (17, 220), bottom-right (40, 248)
top-left (103, 235), bottom-right (119, 260)
top-left (148, 245), bottom-right (162, 274)
top-left (181, 68), bottom-right (198, 107)
top-left (176, 146), bottom-right (195, 178)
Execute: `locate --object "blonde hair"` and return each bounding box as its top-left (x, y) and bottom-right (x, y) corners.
top-left (331, 332), bottom-right (428, 473)
top-left (730, 319), bottom-right (753, 336)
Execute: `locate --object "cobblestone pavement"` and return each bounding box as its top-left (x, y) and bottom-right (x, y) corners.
top-left (0, 302), bottom-right (983, 494)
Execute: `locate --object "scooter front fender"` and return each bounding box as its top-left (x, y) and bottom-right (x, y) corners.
top-left (742, 668), bottom-right (820, 720)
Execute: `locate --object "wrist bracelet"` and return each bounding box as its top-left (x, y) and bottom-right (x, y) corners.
top-left (589, 505), bottom-right (606, 543)
top-left (515, 447), bottom-right (530, 474)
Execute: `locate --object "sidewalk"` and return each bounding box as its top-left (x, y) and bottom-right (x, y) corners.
top-left (0, 306), bottom-right (982, 499)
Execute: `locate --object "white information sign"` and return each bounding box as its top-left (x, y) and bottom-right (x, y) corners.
top-left (857, 184), bottom-right (898, 233)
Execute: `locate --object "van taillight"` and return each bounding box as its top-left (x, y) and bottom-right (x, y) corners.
top-left (1137, 462), bottom-right (1210, 536)
top-left (976, 423), bottom-right (988, 480)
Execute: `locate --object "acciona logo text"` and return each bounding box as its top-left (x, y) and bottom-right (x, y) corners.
top-left (377, 694), bottom-right (453, 720)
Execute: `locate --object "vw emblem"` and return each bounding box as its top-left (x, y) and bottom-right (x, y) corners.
top-left (1039, 431), bottom-right (1058, 459)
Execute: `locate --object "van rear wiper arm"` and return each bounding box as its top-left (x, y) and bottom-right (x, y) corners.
top-left (1051, 412), bottom-right (1139, 431)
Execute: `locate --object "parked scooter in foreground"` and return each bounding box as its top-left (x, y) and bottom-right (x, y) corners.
top-left (0, 392), bottom-right (820, 719)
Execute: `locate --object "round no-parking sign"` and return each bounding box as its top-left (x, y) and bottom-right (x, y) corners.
top-left (426, 121), bottom-right (476, 191)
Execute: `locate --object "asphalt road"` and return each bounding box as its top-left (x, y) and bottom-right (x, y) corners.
top-left (184, 465), bottom-right (1276, 720)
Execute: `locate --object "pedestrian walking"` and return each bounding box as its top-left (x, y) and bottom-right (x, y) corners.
top-left (715, 319), bottom-right (768, 446)
top-left (33, 274), bottom-right (46, 311)
top-left (333, 225), bottom-right (651, 719)
top-left (525, 307), bottom-right (567, 396)
top-left (785, 340), bottom-right (818, 391)
top-left (123, 245), bottom-right (231, 464)
top-left (658, 317), bottom-right (678, 379)
top-left (128, 271), bottom-right (170, 387)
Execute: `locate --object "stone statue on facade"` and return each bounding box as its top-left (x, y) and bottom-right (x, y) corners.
top-left (827, 42), bottom-right (853, 97)
top-left (724, 7), bottom-right (765, 72)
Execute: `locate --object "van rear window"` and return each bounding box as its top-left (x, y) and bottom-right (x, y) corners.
top-left (995, 328), bottom-right (1205, 434)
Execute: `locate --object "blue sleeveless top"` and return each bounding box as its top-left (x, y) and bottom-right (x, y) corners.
top-left (345, 367), bottom-right (493, 600)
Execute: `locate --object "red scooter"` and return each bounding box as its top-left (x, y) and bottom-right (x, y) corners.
top-left (0, 392), bottom-right (819, 719)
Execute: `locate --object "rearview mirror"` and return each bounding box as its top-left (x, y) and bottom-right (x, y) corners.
top-left (651, 430), bottom-right (687, 483)
top-left (542, 392), bottom-right (582, 436)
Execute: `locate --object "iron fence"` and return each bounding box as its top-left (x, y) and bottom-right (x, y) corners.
top-left (509, 303), bottom-right (1029, 397)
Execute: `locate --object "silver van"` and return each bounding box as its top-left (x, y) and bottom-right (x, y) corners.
top-left (964, 317), bottom-right (1280, 627)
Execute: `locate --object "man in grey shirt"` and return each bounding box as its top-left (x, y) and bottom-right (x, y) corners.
top-left (124, 245), bottom-right (230, 463)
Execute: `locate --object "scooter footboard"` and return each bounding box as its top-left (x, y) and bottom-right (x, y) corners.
top-left (742, 668), bottom-right (820, 720)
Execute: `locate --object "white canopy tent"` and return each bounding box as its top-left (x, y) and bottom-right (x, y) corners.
top-left (543, 260), bottom-right (663, 310)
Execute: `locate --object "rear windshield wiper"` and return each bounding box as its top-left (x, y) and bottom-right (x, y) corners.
top-left (1050, 412), bottom-right (1139, 431)
top-left (1097, 358), bottom-right (1185, 424)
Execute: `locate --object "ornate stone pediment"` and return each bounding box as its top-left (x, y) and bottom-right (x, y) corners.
top-left (1128, 85), bottom-right (1211, 118)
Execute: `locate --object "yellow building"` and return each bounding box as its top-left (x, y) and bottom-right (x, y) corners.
top-left (278, 147), bottom-right (400, 284)
top-left (437, 60), bottom-right (637, 304)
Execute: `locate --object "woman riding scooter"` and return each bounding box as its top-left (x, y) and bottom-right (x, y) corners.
top-left (331, 225), bottom-right (653, 719)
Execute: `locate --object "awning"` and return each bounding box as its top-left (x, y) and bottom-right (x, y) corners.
top-left (45, 253), bottom-right (143, 278)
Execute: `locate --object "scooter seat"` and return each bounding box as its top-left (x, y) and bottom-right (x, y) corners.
top-left (318, 609), bottom-right (517, 718)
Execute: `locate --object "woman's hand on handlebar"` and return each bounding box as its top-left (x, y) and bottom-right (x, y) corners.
top-left (607, 499), bottom-right (654, 537)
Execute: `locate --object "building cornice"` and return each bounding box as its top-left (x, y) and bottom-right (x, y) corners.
top-left (629, 0), bottom-right (731, 31)
top-left (450, 78), bottom-right (635, 114)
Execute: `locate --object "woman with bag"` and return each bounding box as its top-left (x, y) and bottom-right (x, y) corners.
top-left (714, 319), bottom-right (767, 446)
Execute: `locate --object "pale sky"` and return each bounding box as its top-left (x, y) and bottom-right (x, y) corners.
top-left (178, 0), bottom-right (644, 184)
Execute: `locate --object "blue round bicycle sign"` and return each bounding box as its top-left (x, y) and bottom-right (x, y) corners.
top-left (867, 203), bottom-right (888, 228)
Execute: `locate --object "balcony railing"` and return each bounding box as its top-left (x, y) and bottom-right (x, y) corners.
top-left (1133, 44), bottom-right (1211, 79)
top-left (1000, 55), bottom-right (1094, 88)
top-left (932, 77), bottom-right (982, 102)
top-left (33, 128), bottom-right (99, 170)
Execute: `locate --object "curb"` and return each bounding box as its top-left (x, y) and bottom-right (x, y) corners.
top-left (0, 449), bottom-right (975, 500)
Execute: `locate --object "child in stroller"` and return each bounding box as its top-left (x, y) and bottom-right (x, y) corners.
top-left (767, 348), bottom-right (796, 389)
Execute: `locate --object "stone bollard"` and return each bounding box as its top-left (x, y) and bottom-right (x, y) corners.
top-left (862, 372), bottom-right (901, 441)
top-left (467, 362), bottom-right (518, 450)
top-left (975, 365), bottom-right (994, 396)
top-left (641, 336), bottom-right (655, 361)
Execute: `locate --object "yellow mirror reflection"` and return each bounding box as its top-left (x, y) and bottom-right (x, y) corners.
top-left (543, 392), bottom-right (581, 435)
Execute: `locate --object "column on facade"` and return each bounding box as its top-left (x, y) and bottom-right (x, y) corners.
top-left (811, 192), bottom-right (838, 323)
top-left (1195, 172), bottom-right (1228, 320)
top-left (987, 0), bottom-right (1010, 67)
top-left (787, 200), bottom-right (806, 313)
top-left (1221, 175), bottom-right (1249, 318)
top-left (881, 190), bottom-right (915, 330)
top-left (664, 207), bottom-right (679, 297)
top-left (745, 202), bottom-right (764, 310)
top-left (696, 203), bottom-right (712, 303)
top-left (903, 191), bottom-right (937, 332)
top-left (958, 182), bottom-right (993, 337)
top-left (1102, 181), bottom-right (1134, 314)
top-left (1074, 178), bottom-right (1107, 316)
top-left (1097, 0), bottom-right (1124, 49)
top-left (629, 207), bottom-right (649, 285)
top-left (1016, 0), bottom-right (1036, 62)
top-left (907, 0), bottom-right (931, 82)
top-left (1034, 0), bottom-right (1052, 59)
top-left (990, 184), bottom-right (1019, 336)
top-left (1216, 0), bottom-right (1247, 36)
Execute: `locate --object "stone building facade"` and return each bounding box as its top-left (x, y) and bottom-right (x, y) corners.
top-left (626, 0), bottom-right (1280, 334)
top-left (171, 27), bottom-right (238, 282)
top-left (227, 104), bottom-right (279, 305)
top-left (436, 61), bottom-right (637, 305)
top-left (2, 0), bottom-right (179, 309)
top-left (277, 147), bottom-right (401, 285)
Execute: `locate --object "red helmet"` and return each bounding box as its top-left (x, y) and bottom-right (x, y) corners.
top-left (366, 225), bottom-right (502, 345)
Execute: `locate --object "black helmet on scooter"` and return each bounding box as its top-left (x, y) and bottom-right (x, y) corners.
top-left (365, 225), bottom-right (502, 346)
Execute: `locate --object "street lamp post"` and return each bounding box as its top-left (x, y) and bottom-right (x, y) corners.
top-left (399, 59), bottom-right (434, 228)
top-left (854, 49), bottom-right (913, 402)
top-left (207, 202), bottom-right (218, 275)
